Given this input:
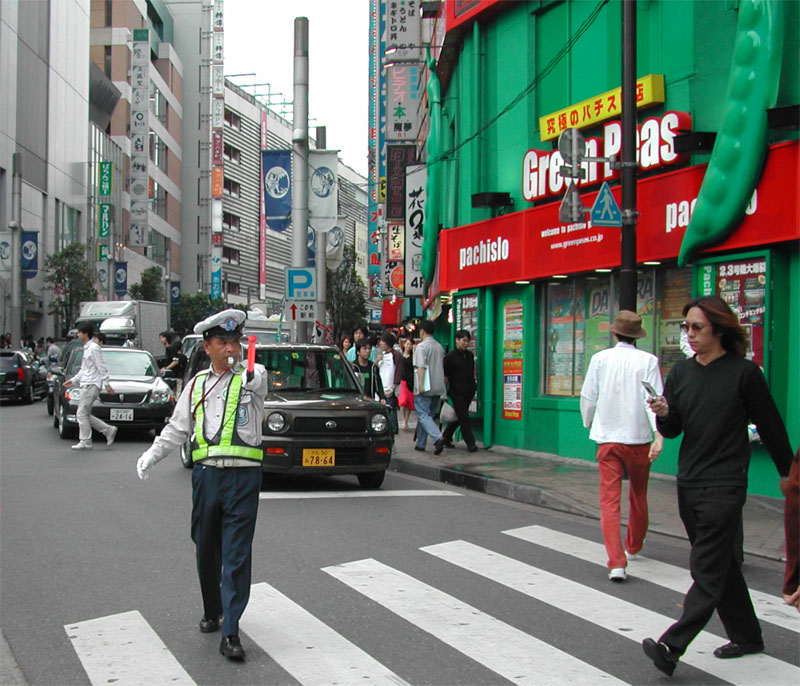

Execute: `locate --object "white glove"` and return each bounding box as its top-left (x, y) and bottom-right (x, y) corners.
top-left (137, 452), bottom-right (157, 480)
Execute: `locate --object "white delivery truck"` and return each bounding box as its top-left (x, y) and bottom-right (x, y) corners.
top-left (74, 300), bottom-right (168, 357)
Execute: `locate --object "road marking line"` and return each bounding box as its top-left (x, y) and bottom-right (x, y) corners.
top-left (323, 558), bottom-right (625, 685)
top-left (259, 489), bottom-right (462, 500)
top-left (504, 525), bottom-right (800, 634)
top-left (241, 582), bottom-right (408, 685)
top-left (423, 540), bottom-right (800, 686)
top-left (64, 610), bottom-right (195, 686)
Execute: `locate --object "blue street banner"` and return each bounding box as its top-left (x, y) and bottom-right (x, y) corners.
top-left (114, 261), bottom-right (128, 297)
top-left (21, 231), bottom-right (38, 278)
top-left (170, 281), bottom-right (181, 306)
top-left (262, 150), bottom-right (292, 232)
top-left (210, 270), bottom-right (222, 299)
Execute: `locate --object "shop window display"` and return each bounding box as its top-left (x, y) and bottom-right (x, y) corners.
top-left (543, 267), bottom-right (692, 396)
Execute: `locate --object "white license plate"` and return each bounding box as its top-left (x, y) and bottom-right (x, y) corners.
top-left (110, 408), bottom-right (133, 421)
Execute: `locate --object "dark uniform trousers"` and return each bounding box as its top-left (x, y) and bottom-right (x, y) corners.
top-left (191, 463), bottom-right (262, 638)
top-left (660, 484), bottom-right (762, 655)
top-left (441, 392), bottom-right (476, 448)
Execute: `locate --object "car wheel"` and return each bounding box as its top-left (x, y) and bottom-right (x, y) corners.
top-left (357, 470), bottom-right (385, 489)
top-left (180, 440), bottom-right (193, 469)
top-left (22, 383), bottom-right (33, 405)
top-left (46, 394), bottom-right (54, 416)
top-left (57, 404), bottom-right (77, 440)
top-left (53, 406), bottom-right (59, 428)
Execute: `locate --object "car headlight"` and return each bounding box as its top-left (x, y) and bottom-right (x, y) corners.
top-left (371, 413), bottom-right (388, 433)
top-left (267, 412), bottom-right (286, 432)
top-left (151, 388), bottom-right (172, 403)
top-left (65, 388), bottom-right (81, 401)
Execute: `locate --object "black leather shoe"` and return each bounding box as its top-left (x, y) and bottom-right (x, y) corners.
top-left (199, 615), bottom-right (220, 633)
top-left (414, 446), bottom-right (426, 452)
top-left (642, 638), bottom-right (678, 676)
top-left (713, 641), bottom-right (764, 659)
top-left (443, 441), bottom-right (456, 449)
top-left (467, 444), bottom-right (479, 452)
top-left (220, 635), bottom-right (245, 660)
top-left (433, 439), bottom-right (444, 455)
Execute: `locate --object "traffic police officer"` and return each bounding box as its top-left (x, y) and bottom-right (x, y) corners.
top-left (136, 309), bottom-right (267, 661)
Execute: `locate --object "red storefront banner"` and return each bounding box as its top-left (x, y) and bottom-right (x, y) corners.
top-left (440, 141), bottom-right (798, 291)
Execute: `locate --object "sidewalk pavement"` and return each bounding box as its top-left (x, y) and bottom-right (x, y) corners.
top-left (389, 423), bottom-right (788, 563)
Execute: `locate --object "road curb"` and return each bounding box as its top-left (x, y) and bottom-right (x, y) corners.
top-left (388, 456), bottom-right (785, 563)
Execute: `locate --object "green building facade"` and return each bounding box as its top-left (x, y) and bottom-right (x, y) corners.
top-left (426, 0), bottom-right (799, 496)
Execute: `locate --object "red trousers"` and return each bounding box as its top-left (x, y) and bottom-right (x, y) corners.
top-left (596, 442), bottom-right (652, 569)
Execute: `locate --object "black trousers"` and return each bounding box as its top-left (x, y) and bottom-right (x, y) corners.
top-left (660, 484), bottom-right (762, 655)
top-left (191, 464), bottom-right (262, 637)
top-left (441, 392), bottom-right (476, 448)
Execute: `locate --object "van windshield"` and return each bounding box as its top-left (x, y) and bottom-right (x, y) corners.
top-left (255, 349), bottom-right (360, 393)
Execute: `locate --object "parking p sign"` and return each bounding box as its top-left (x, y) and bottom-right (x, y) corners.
top-left (285, 267), bottom-right (316, 301)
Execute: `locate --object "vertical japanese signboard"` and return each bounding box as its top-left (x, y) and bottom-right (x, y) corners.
top-left (368, 0), bottom-right (386, 299)
top-left (210, 1), bottom-right (224, 299)
top-left (404, 164), bottom-right (425, 296)
top-left (385, 0), bottom-right (421, 59)
top-left (386, 64), bottom-right (420, 141)
top-left (130, 29), bottom-right (150, 249)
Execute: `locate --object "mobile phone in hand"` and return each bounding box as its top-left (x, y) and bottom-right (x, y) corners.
top-left (641, 380), bottom-right (659, 400)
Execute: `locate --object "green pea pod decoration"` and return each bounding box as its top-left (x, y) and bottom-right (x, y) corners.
top-left (421, 48), bottom-right (442, 286)
top-left (678, 0), bottom-right (783, 267)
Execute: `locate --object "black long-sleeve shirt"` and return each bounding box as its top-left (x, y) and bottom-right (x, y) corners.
top-left (657, 353), bottom-right (793, 487)
top-left (443, 348), bottom-right (476, 398)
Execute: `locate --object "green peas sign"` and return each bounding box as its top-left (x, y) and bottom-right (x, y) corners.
top-left (98, 161), bottom-right (113, 196)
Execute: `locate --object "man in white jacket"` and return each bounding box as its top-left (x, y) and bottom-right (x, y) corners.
top-left (63, 322), bottom-right (117, 450)
top-left (580, 310), bottom-right (663, 582)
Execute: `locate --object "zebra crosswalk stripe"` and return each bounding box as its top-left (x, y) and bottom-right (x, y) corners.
top-left (423, 539), bottom-right (800, 686)
top-left (241, 582), bottom-right (409, 685)
top-left (504, 524), bottom-right (800, 634)
top-left (323, 557), bottom-right (626, 685)
top-left (64, 610), bottom-right (196, 686)
top-left (259, 489), bottom-right (462, 500)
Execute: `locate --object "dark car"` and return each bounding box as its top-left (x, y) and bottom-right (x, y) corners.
top-left (179, 343), bottom-right (394, 488)
top-left (0, 350), bottom-right (48, 404)
top-left (52, 347), bottom-right (176, 440)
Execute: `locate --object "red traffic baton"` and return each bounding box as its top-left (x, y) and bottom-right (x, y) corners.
top-left (246, 334), bottom-right (256, 381)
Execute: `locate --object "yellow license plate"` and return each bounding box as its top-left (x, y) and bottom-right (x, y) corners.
top-left (302, 448), bottom-right (335, 467)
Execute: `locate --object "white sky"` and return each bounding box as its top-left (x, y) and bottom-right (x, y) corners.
top-left (223, 0), bottom-right (370, 177)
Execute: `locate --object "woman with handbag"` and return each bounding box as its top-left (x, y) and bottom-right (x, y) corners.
top-left (398, 338), bottom-right (415, 429)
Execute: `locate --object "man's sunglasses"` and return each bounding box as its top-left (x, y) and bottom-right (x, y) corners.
top-left (679, 322), bottom-right (707, 333)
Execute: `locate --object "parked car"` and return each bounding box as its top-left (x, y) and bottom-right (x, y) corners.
top-left (178, 343), bottom-right (394, 488)
top-left (52, 347), bottom-right (176, 440)
top-left (0, 350), bottom-right (48, 404)
top-left (180, 334), bottom-right (202, 361)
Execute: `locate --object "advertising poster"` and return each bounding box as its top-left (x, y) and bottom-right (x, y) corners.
top-left (502, 299), bottom-right (524, 420)
top-left (583, 278), bottom-right (611, 371)
top-left (546, 283), bottom-right (581, 395)
top-left (455, 293), bottom-right (480, 413)
top-left (659, 267), bottom-right (693, 378)
top-left (713, 257), bottom-right (767, 366)
top-left (262, 150), bottom-right (292, 232)
top-left (636, 271), bottom-right (656, 354)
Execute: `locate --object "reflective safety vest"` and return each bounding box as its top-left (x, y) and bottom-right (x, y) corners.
top-left (191, 369), bottom-right (263, 462)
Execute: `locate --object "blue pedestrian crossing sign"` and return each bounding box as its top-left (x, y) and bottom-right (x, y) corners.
top-left (590, 182), bottom-right (622, 227)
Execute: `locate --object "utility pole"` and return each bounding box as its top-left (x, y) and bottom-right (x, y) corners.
top-left (9, 153), bottom-right (23, 346)
top-left (315, 126), bottom-right (327, 343)
top-left (291, 17), bottom-right (309, 342)
top-left (619, 0), bottom-right (639, 312)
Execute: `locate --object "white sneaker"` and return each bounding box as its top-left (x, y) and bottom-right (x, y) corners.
top-left (609, 567), bottom-right (627, 582)
top-left (106, 426), bottom-right (118, 447)
top-left (625, 550), bottom-right (640, 561)
top-left (71, 442), bottom-right (93, 451)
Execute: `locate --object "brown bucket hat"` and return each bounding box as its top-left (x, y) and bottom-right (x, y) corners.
top-left (610, 310), bottom-right (647, 339)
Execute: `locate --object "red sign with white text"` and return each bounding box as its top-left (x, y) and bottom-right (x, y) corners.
top-left (440, 141), bottom-right (798, 291)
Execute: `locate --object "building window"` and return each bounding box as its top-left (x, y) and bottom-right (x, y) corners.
top-left (222, 211), bottom-right (240, 231)
top-left (223, 177), bottom-right (240, 198)
top-left (222, 246), bottom-right (240, 265)
top-left (150, 83), bottom-right (167, 124)
top-left (105, 0), bottom-right (113, 25)
top-left (104, 45), bottom-right (112, 78)
top-left (223, 108), bottom-right (241, 130)
top-left (223, 143), bottom-right (241, 164)
top-left (150, 180), bottom-right (167, 219)
top-left (149, 132), bottom-right (167, 173)
top-left (227, 281), bottom-right (240, 296)
top-left (542, 267), bottom-right (693, 397)
top-left (56, 200), bottom-right (80, 251)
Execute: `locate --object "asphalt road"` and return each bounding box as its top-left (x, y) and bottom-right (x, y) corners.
top-left (1, 399), bottom-right (798, 685)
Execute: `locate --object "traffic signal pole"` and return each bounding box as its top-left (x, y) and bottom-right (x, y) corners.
top-left (291, 17), bottom-right (309, 342)
top-left (620, 0), bottom-right (639, 312)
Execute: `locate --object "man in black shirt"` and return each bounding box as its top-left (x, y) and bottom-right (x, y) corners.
top-left (351, 339), bottom-right (386, 403)
top-left (642, 296), bottom-right (793, 677)
top-left (442, 329), bottom-right (478, 451)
